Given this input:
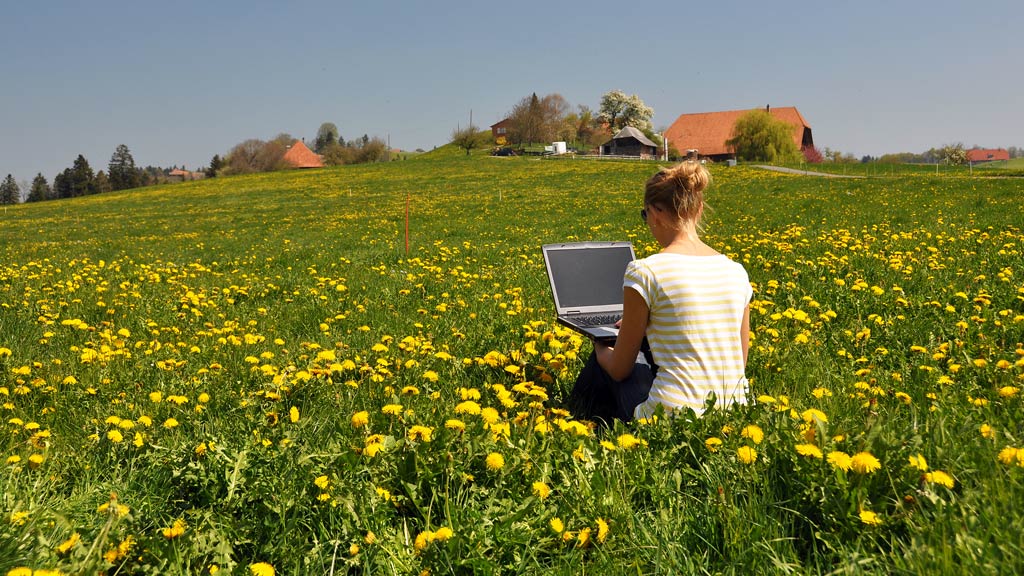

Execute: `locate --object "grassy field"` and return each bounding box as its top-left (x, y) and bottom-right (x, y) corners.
top-left (1, 149), bottom-right (1023, 575)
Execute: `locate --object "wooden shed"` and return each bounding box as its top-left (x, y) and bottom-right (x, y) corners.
top-left (601, 126), bottom-right (658, 159)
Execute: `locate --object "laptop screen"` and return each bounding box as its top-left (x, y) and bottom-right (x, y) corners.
top-left (545, 244), bottom-right (635, 309)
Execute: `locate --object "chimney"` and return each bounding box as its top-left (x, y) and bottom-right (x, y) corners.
top-left (766, 104), bottom-right (770, 114)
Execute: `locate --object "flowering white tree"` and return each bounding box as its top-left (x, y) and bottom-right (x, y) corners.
top-left (598, 90), bottom-right (654, 133)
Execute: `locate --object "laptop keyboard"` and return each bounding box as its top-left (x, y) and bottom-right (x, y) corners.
top-left (575, 314), bottom-right (621, 327)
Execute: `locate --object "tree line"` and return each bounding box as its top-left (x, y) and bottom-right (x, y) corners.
top-left (1, 144), bottom-right (201, 205)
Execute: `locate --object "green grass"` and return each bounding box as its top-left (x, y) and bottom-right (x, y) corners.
top-left (1, 153), bottom-right (1022, 574)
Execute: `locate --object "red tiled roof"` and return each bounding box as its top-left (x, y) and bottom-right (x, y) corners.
top-left (283, 140), bottom-right (324, 168)
top-left (966, 148), bottom-right (1009, 162)
top-left (665, 106), bottom-right (810, 157)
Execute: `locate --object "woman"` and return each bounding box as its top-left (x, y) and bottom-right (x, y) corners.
top-left (569, 160), bottom-right (751, 422)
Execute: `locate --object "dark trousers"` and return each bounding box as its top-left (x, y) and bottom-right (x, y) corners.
top-left (569, 341), bottom-right (657, 424)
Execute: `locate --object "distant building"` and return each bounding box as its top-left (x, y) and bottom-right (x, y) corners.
top-left (167, 168), bottom-right (204, 182)
top-left (601, 126), bottom-right (659, 159)
top-left (490, 119), bottom-right (513, 142)
top-left (283, 140), bottom-right (324, 169)
top-left (665, 106), bottom-right (813, 162)
top-left (966, 148), bottom-right (1009, 163)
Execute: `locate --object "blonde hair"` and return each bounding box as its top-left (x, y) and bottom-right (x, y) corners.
top-left (644, 160), bottom-right (711, 225)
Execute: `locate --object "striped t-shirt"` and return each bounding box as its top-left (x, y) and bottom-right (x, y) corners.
top-left (624, 253), bottom-right (752, 418)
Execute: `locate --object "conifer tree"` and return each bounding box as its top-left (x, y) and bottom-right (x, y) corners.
top-left (70, 155), bottom-right (97, 196)
top-left (0, 174), bottom-right (19, 205)
top-left (27, 173), bottom-right (51, 202)
top-left (108, 144), bottom-right (139, 191)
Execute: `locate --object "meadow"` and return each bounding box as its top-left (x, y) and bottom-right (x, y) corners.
top-left (1, 149), bottom-right (1022, 575)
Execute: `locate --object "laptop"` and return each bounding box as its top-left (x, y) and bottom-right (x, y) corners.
top-left (542, 241), bottom-right (636, 342)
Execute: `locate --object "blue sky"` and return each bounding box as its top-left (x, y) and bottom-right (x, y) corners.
top-left (2, 0), bottom-right (1021, 185)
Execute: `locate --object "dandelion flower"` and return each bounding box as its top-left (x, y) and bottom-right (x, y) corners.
top-left (827, 451), bottom-right (853, 472)
top-left (801, 408), bottom-right (828, 424)
top-left (705, 437), bottom-right (723, 452)
top-left (445, 419), bottom-right (466, 432)
top-left (550, 517), bottom-right (564, 534)
top-left (925, 470), bottom-right (955, 489)
top-left (249, 562), bottom-right (275, 576)
top-left (407, 425), bottom-right (433, 443)
top-left (485, 452), bottom-right (504, 471)
top-left (908, 454), bottom-right (928, 471)
top-left (596, 518), bottom-right (610, 543)
top-left (163, 418), bottom-right (179, 429)
top-left (56, 532), bottom-right (81, 554)
top-left (107, 430), bottom-right (124, 443)
top-left (434, 526), bottom-right (453, 541)
top-left (737, 445), bottom-right (757, 464)
top-left (351, 411), bottom-right (369, 428)
top-left (859, 509), bottom-right (883, 526)
top-left (161, 518), bottom-right (187, 539)
top-left (289, 406), bottom-right (300, 423)
top-left (795, 444), bottom-right (823, 459)
top-left (576, 527), bottom-right (591, 548)
top-left (532, 481), bottom-right (551, 500)
top-left (741, 425), bottom-right (764, 444)
top-left (617, 433), bottom-right (645, 449)
top-left (850, 452), bottom-right (881, 474)
top-left (314, 475), bottom-right (330, 490)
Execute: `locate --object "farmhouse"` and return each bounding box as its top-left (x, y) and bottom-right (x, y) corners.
top-left (490, 119), bottom-right (512, 142)
top-left (966, 148), bottom-right (1009, 163)
top-left (665, 106), bottom-right (813, 162)
top-left (601, 126), bottom-right (659, 159)
top-left (167, 168), bottom-right (204, 182)
top-left (282, 140), bottom-right (324, 169)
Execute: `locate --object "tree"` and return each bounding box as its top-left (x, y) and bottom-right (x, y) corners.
top-left (940, 143), bottom-right (967, 165)
top-left (70, 155), bottom-right (97, 196)
top-left (450, 125), bottom-right (486, 156)
top-left (27, 173), bottom-right (51, 202)
top-left (0, 174), bottom-right (19, 205)
top-left (598, 90), bottom-right (654, 133)
top-left (314, 123), bottom-right (339, 153)
top-left (725, 110), bottom-right (802, 163)
top-left (803, 145), bottom-right (824, 163)
top-left (94, 171), bottom-right (112, 193)
top-left (205, 154), bottom-right (223, 178)
top-left (108, 144), bottom-right (139, 191)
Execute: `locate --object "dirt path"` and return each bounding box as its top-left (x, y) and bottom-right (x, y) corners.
top-left (753, 165), bottom-right (865, 179)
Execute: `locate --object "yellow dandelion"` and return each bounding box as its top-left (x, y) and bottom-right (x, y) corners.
top-left (445, 419), bottom-right (466, 432)
top-left (485, 452), bottom-right (504, 471)
top-left (741, 425), bottom-right (764, 444)
top-left (381, 404), bottom-right (403, 416)
top-left (705, 437), bottom-right (723, 452)
top-left (56, 532), bottom-right (81, 554)
top-left (801, 408), bottom-right (828, 424)
top-left (550, 517), bottom-right (564, 534)
top-left (596, 518), bottom-right (610, 543)
top-left (107, 429), bottom-right (124, 443)
top-left (827, 451), bottom-right (853, 472)
top-left (859, 509), bottom-right (883, 526)
top-left (925, 470), bottom-right (955, 489)
top-left (249, 562), bottom-right (275, 576)
top-left (532, 481), bottom-right (551, 500)
top-left (480, 407), bottom-right (500, 425)
top-left (737, 445), bottom-right (757, 464)
top-left (161, 518), bottom-right (187, 539)
top-left (163, 418), bottom-right (179, 429)
top-left (314, 475), bottom-right (330, 490)
top-left (795, 444), bottom-right (823, 459)
top-left (576, 527), bottom-right (591, 548)
top-left (997, 446), bottom-right (1018, 465)
top-left (407, 425), bottom-right (434, 443)
top-left (979, 424), bottom-right (995, 439)
top-left (850, 452), bottom-right (881, 474)
top-left (351, 411), bottom-right (369, 428)
top-left (289, 406), bottom-right (300, 423)
top-left (434, 526), bottom-right (453, 541)
top-left (617, 433), bottom-right (645, 449)
top-left (908, 454), bottom-right (928, 471)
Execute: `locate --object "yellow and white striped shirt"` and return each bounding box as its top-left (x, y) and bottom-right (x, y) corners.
top-left (624, 253), bottom-right (752, 418)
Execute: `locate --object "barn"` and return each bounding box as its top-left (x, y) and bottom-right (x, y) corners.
top-left (601, 126), bottom-right (659, 159)
top-left (665, 106), bottom-right (813, 162)
top-left (283, 140), bottom-right (324, 169)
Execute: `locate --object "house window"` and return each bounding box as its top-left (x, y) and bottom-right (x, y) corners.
top-left (497, 127), bottom-right (506, 135)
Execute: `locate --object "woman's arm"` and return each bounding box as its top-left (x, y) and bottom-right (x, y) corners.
top-left (595, 287), bottom-right (649, 381)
